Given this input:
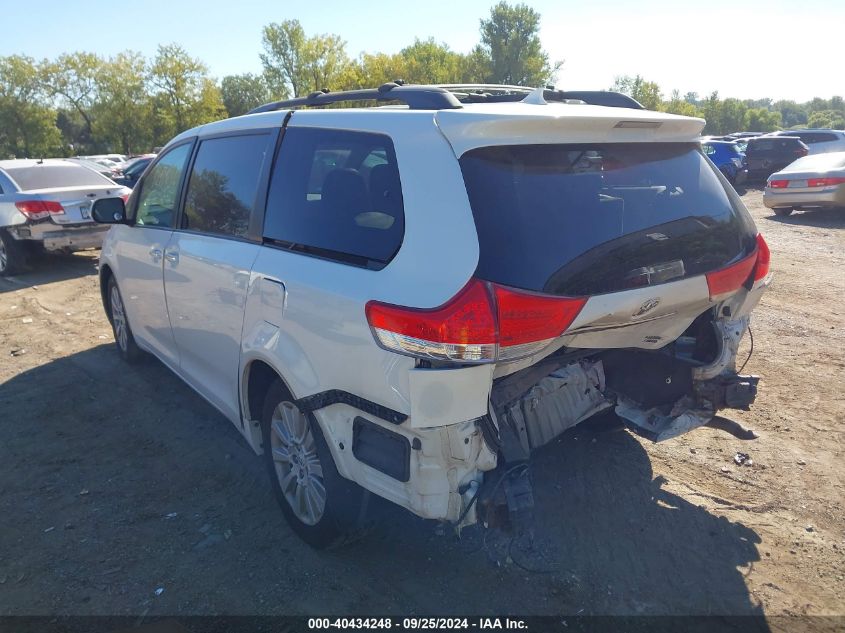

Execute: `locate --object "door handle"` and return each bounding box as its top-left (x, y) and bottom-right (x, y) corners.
top-left (149, 247), bottom-right (163, 262)
top-left (164, 250), bottom-right (179, 264)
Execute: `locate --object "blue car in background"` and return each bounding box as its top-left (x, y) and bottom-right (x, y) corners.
top-left (701, 140), bottom-right (748, 185)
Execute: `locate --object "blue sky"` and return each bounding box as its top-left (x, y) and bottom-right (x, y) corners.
top-left (3, 0), bottom-right (843, 102)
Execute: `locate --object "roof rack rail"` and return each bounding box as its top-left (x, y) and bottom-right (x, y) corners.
top-left (246, 82), bottom-right (644, 116)
top-left (435, 84), bottom-right (644, 109)
top-left (247, 82), bottom-right (463, 114)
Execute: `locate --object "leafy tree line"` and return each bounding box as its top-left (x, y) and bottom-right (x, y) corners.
top-left (1, 1), bottom-right (841, 159)
top-left (610, 74), bottom-right (844, 135)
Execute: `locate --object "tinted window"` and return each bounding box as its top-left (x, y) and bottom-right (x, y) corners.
top-left (746, 138), bottom-right (803, 155)
top-left (134, 144), bottom-right (192, 228)
top-left (124, 158), bottom-right (152, 177)
top-left (799, 132), bottom-right (837, 144)
top-left (183, 134), bottom-right (270, 238)
top-left (460, 143), bottom-right (757, 296)
top-left (4, 163), bottom-right (113, 190)
top-left (263, 127), bottom-right (404, 267)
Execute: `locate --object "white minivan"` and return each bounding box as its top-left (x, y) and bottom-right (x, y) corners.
top-left (92, 84), bottom-right (771, 547)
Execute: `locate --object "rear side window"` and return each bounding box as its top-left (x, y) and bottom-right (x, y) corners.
top-left (263, 127), bottom-right (404, 268)
top-left (798, 132), bottom-right (838, 144)
top-left (4, 163), bottom-right (113, 191)
top-left (183, 134), bottom-right (270, 238)
top-left (460, 143), bottom-right (757, 296)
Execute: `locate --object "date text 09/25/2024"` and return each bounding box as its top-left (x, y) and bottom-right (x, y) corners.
top-left (308, 618), bottom-right (528, 630)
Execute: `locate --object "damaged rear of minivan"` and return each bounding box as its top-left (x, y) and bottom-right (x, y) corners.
top-left (367, 129), bottom-right (770, 530)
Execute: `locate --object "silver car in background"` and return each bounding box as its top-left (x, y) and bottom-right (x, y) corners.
top-left (764, 151), bottom-right (845, 216)
top-left (0, 159), bottom-right (131, 275)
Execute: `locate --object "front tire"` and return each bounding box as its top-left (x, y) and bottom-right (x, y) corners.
top-left (261, 381), bottom-right (368, 548)
top-left (773, 207), bottom-right (794, 217)
top-left (107, 276), bottom-right (142, 362)
top-left (0, 230), bottom-right (29, 276)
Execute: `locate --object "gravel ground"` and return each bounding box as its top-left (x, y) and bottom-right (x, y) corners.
top-left (0, 188), bottom-right (843, 628)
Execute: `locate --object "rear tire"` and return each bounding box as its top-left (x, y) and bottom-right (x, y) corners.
top-left (0, 230), bottom-right (29, 276)
top-left (773, 207), bottom-right (794, 217)
top-left (107, 276), bottom-right (142, 362)
top-left (261, 380), bottom-right (369, 548)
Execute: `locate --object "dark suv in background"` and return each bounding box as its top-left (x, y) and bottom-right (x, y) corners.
top-left (745, 136), bottom-right (809, 180)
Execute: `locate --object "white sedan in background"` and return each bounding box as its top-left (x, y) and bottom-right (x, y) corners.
top-left (0, 159), bottom-right (130, 275)
top-left (764, 151), bottom-right (845, 216)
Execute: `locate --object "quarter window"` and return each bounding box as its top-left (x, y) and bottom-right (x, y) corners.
top-left (134, 144), bottom-right (192, 228)
top-left (263, 127), bottom-right (405, 267)
top-left (182, 134), bottom-right (270, 238)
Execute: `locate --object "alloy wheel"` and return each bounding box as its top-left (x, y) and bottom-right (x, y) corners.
top-left (110, 285), bottom-right (128, 352)
top-left (269, 401), bottom-right (326, 525)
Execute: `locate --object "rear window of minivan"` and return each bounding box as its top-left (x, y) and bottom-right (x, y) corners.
top-left (459, 143), bottom-right (757, 296)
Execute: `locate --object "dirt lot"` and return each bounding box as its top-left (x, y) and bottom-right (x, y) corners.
top-left (0, 189), bottom-right (843, 625)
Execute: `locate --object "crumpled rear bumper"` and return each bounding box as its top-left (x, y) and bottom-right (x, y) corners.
top-left (11, 223), bottom-right (109, 251)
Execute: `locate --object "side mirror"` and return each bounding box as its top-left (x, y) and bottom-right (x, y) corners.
top-left (92, 197), bottom-right (128, 224)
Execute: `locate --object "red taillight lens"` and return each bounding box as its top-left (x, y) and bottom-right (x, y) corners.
top-left (365, 279), bottom-right (497, 363)
top-left (706, 251), bottom-right (757, 300)
top-left (15, 200), bottom-right (65, 220)
top-left (768, 180), bottom-right (789, 188)
top-left (493, 285), bottom-right (586, 361)
top-left (120, 194), bottom-right (130, 203)
top-left (365, 279), bottom-right (586, 363)
top-left (807, 177), bottom-right (845, 187)
top-left (753, 234), bottom-right (770, 282)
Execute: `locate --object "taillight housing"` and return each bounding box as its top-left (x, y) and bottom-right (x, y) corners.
top-left (706, 233), bottom-right (771, 300)
top-left (15, 200), bottom-right (65, 220)
top-left (768, 179), bottom-right (788, 189)
top-left (753, 233), bottom-right (770, 282)
top-left (365, 279), bottom-right (586, 364)
top-left (807, 177), bottom-right (845, 187)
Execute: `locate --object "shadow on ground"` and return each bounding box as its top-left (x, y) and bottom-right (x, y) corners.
top-left (0, 346), bottom-right (767, 620)
top-left (762, 206), bottom-right (845, 229)
top-left (0, 251), bottom-right (99, 293)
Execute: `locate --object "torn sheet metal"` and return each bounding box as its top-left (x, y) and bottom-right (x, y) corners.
top-left (500, 360), bottom-right (612, 453)
top-left (616, 395), bottom-right (714, 442)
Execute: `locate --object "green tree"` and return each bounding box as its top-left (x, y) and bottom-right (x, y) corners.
top-left (807, 110), bottom-right (845, 129)
top-left (221, 73), bottom-right (271, 117)
top-left (351, 52), bottom-right (402, 88)
top-left (476, 2), bottom-right (559, 85)
top-left (774, 100), bottom-right (808, 128)
top-left (261, 20), bottom-right (351, 97)
top-left (611, 75), bottom-right (663, 110)
top-left (149, 44), bottom-right (224, 139)
top-left (39, 52), bottom-right (101, 149)
top-left (663, 90), bottom-right (701, 117)
top-left (399, 39), bottom-right (464, 84)
top-left (701, 93), bottom-right (748, 135)
top-left (744, 108), bottom-right (781, 132)
top-left (93, 51), bottom-right (152, 154)
top-left (0, 55), bottom-right (61, 158)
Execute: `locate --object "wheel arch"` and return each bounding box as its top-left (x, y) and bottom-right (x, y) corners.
top-left (99, 263), bottom-right (114, 324)
top-left (241, 356), bottom-right (299, 454)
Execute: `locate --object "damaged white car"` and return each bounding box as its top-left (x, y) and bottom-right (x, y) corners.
top-left (91, 84), bottom-right (771, 548)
